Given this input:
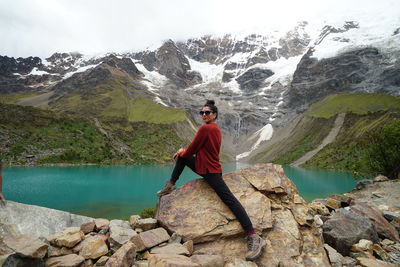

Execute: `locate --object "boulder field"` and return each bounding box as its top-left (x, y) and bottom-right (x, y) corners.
top-left (1, 163), bottom-right (399, 266)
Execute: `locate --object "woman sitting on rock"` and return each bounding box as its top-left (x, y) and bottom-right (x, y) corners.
top-left (157, 100), bottom-right (266, 261)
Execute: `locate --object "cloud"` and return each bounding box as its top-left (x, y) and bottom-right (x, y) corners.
top-left (0, 0), bottom-right (398, 58)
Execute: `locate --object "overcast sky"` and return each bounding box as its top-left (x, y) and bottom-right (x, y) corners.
top-left (0, 0), bottom-right (398, 58)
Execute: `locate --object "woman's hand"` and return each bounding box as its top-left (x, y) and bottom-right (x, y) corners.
top-left (173, 148), bottom-right (185, 161)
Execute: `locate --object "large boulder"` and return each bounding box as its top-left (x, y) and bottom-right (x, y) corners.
top-left (323, 209), bottom-right (379, 256)
top-left (0, 201), bottom-right (92, 239)
top-left (156, 163), bottom-right (330, 266)
top-left (349, 200), bottom-right (399, 241)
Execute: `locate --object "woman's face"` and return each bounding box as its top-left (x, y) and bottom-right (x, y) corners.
top-left (200, 106), bottom-right (216, 124)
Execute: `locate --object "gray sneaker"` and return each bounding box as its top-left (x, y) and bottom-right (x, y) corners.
top-left (157, 182), bottom-right (176, 197)
top-left (245, 234), bottom-right (266, 261)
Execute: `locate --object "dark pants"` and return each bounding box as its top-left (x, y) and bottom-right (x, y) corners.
top-left (171, 156), bottom-right (254, 232)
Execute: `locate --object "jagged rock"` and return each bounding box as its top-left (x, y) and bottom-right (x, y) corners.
top-left (130, 227), bottom-right (170, 252)
top-left (45, 254), bottom-right (85, 267)
top-left (356, 257), bottom-right (393, 267)
top-left (79, 237), bottom-right (108, 260)
top-left (81, 222), bottom-right (96, 234)
top-left (356, 179), bottom-right (374, 190)
top-left (183, 240), bottom-right (193, 256)
top-left (94, 219), bottom-right (110, 231)
top-left (342, 256), bottom-right (357, 266)
top-left (94, 256), bottom-right (109, 267)
top-left (383, 211), bottom-right (400, 222)
top-left (0, 201), bottom-right (92, 239)
top-left (105, 241), bottom-right (136, 267)
top-left (309, 200), bottom-right (330, 216)
top-left (190, 254), bottom-right (224, 267)
top-left (109, 220), bottom-right (137, 252)
top-left (72, 234), bottom-right (108, 254)
top-left (236, 68), bottom-right (274, 91)
top-left (324, 244), bottom-right (344, 267)
top-left (47, 227), bottom-right (84, 248)
top-left (155, 40), bottom-right (202, 88)
top-left (150, 243), bottom-right (190, 255)
top-left (129, 215), bottom-right (141, 229)
top-left (323, 209), bottom-right (379, 255)
top-left (3, 235), bottom-right (48, 259)
top-left (48, 246), bottom-right (74, 257)
top-left (147, 254), bottom-right (200, 267)
top-left (372, 244), bottom-right (390, 261)
top-left (83, 259), bottom-right (94, 267)
top-left (351, 239), bottom-right (373, 253)
top-left (287, 47), bottom-right (383, 111)
top-left (135, 218), bottom-right (157, 231)
top-left (224, 258), bottom-right (258, 267)
top-left (374, 175), bottom-right (390, 182)
top-left (168, 233), bottom-right (182, 244)
top-left (350, 201), bottom-right (399, 241)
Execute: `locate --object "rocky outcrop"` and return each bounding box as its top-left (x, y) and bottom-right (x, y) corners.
top-left (0, 201), bottom-right (92, 239)
top-left (156, 164), bottom-right (330, 266)
top-left (322, 209), bottom-right (379, 256)
top-left (0, 55), bottom-right (42, 77)
top-left (236, 68), bottom-right (274, 92)
top-left (286, 47), bottom-right (383, 111)
top-left (155, 40), bottom-right (202, 88)
top-left (315, 176), bottom-right (400, 265)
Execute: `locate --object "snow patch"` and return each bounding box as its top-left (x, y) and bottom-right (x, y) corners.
top-left (28, 68), bottom-right (51, 76)
top-left (236, 124), bottom-right (273, 160)
top-left (188, 59), bottom-right (225, 84)
top-left (63, 64), bottom-right (99, 79)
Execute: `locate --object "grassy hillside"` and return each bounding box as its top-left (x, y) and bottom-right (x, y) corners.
top-left (251, 93), bottom-right (400, 176)
top-left (251, 115), bottom-right (335, 165)
top-left (0, 103), bottom-right (119, 166)
top-left (303, 111), bottom-right (400, 176)
top-left (307, 93), bottom-right (400, 118)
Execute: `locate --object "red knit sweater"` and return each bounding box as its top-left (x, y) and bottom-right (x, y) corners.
top-left (180, 122), bottom-right (222, 174)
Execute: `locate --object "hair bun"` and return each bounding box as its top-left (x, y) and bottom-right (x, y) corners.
top-left (206, 100), bottom-right (215, 106)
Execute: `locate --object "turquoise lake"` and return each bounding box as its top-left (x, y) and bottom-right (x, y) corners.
top-left (3, 163), bottom-right (359, 219)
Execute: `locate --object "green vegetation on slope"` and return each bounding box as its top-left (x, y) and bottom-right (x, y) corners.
top-left (304, 112), bottom-right (400, 178)
top-left (0, 93), bottom-right (39, 105)
top-left (252, 116), bottom-right (335, 165)
top-left (0, 103), bottom-right (119, 166)
top-left (253, 93), bottom-right (400, 178)
top-left (307, 93), bottom-right (400, 118)
top-left (51, 78), bottom-right (186, 124)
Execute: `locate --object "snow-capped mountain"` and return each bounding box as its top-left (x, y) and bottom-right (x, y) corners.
top-left (1, 15), bottom-right (399, 158)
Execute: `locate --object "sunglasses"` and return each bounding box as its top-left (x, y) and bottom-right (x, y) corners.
top-left (199, 110), bottom-right (213, 116)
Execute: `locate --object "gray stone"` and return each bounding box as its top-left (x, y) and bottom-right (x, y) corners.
top-left (45, 254), bottom-right (85, 267)
top-left (109, 220), bottom-right (137, 252)
top-left (105, 241), bottom-right (136, 267)
top-left (0, 201), bottom-right (92, 239)
top-left (190, 254), bottom-right (224, 267)
top-left (150, 243), bottom-right (190, 255)
top-left (136, 218), bottom-right (157, 231)
top-left (324, 244), bottom-right (344, 267)
top-left (323, 209), bottom-right (379, 256)
top-left (3, 235), bottom-right (48, 259)
top-left (130, 227), bottom-right (170, 252)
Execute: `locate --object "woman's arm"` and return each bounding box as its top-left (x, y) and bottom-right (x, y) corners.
top-left (180, 125), bottom-right (209, 158)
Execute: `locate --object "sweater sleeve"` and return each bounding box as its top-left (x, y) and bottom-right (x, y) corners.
top-left (180, 125), bottom-right (209, 158)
